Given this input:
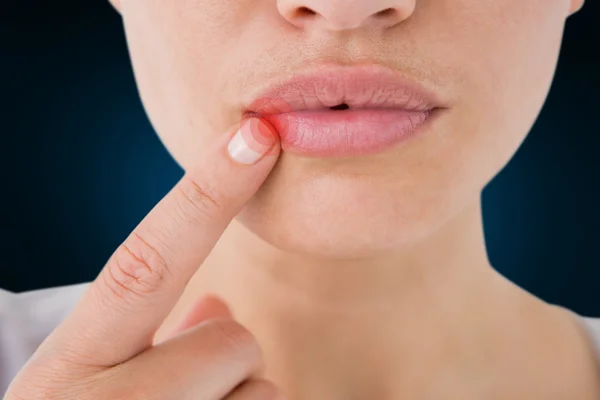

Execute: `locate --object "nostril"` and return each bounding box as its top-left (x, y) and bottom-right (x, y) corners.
top-left (374, 8), bottom-right (397, 18)
top-left (296, 6), bottom-right (317, 17)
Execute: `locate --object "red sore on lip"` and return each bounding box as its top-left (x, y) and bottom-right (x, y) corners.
top-left (242, 95), bottom-right (292, 139)
top-left (239, 97), bottom-right (294, 156)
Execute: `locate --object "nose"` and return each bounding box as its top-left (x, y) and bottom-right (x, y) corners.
top-left (277, 0), bottom-right (415, 31)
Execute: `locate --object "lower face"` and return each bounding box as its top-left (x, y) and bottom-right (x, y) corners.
top-left (118, 0), bottom-right (571, 258)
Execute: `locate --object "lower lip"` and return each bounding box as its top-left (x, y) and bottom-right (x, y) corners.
top-left (260, 109), bottom-right (435, 157)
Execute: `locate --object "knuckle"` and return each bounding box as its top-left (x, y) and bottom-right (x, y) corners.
top-left (7, 365), bottom-right (87, 400)
top-left (245, 378), bottom-right (283, 399)
top-left (175, 173), bottom-right (226, 223)
top-left (209, 318), bottom-right (262, 359)
top-left (102, 233), bottom-right (171, 302)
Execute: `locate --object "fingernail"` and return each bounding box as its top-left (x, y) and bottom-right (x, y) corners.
top-left (227, 118), bottom-right (276, 165)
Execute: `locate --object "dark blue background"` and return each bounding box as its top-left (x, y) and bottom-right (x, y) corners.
top-left (1, 2), bottom-right (599, 316)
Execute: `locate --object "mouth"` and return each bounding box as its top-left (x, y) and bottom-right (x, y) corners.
top-left (329, 103), bottom-right (350, 110)
top-left (242, 63), bottom-right (447, 158)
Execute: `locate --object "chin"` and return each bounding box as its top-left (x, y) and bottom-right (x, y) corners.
top-left (234, 153), bottom-right (465, 259)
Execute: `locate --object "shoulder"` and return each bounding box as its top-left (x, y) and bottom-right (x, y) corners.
top-left (0, 283), bottom-right (90, 394)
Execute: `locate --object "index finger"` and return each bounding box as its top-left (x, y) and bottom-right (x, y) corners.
top-left (48, 118), bottom-right (279, 366)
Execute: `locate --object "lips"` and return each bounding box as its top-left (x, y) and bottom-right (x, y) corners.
top-left (243, 64), bottom-right (446, 157)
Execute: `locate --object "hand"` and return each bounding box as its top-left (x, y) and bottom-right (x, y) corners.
top-left (5, 118), bottom-right (285, 400)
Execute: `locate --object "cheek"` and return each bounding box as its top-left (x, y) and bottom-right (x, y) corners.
top-left (120, 1), bottom-right (243, 167)
top-left (422, 0), bottom-right (568, 190)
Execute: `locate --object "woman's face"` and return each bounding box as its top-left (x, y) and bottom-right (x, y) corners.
top-left (113, 0), bottom-right (582, 258)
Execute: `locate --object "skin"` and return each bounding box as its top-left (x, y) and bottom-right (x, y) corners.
top-left (116, 0), bottom-right (594, 397)
top-left (6, 0), bottom-right (598, 399)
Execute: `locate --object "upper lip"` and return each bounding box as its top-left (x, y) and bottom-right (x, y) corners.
top-left (243, 63), bottom-right (446, 116)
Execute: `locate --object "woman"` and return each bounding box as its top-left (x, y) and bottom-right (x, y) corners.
top-left (2, 0), bottom-right (599, 398)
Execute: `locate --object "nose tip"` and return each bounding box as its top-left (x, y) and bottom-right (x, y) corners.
top-left (278, 0), bottom-right (415, 31)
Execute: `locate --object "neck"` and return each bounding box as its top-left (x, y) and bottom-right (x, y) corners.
top-left (156, 197), bottom-right (542, 398)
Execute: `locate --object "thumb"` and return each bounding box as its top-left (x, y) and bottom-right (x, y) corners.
top-left (160, 294), bottom-right (234, 343)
